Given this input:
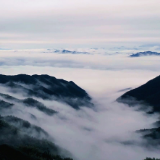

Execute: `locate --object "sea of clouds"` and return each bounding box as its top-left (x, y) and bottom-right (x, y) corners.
top-left (0, 48), bottom-right (160, 160)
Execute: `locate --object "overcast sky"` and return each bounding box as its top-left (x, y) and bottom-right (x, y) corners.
top-left (0, 0), bottom-right (160, 49)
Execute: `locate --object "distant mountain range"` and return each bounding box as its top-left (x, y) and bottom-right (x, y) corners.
top-left (130, 51), bottom-right (160, 57)
top-left (55, 49), bottom-right (89, 54)
top-left (43, 49), bottom-right (89, 54)
top-left (0, 74), bottom-right (93, 160)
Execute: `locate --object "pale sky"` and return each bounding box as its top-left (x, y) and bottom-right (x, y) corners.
top-left (0, 0), bottom-right (160, 49)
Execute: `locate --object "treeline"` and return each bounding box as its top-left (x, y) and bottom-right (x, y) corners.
top-left (144, 158), bottom-right (160, 160)
top-left (0, 144), bottom-right (73, 160)
top-left (0, 115), bottom-right (73, 160)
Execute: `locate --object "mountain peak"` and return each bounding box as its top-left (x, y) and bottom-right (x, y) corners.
top-left (118, 75), bottom-right (160, 113)
top-left (0, 74), bottom-right (92, 109)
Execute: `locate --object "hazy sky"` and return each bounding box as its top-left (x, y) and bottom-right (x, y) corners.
top-left (0, 0), bottom-right (160, 49)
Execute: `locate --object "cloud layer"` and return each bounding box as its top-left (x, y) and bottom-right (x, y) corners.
top-left (0, 0), bottom-right (160, 48)
top-left (0, 49), bottom-right (160, 159)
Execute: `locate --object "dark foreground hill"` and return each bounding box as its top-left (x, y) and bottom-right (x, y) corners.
top-left (118, 75), bottom-right (160, 146)
top-left (0, 115), bottom-right (73, 160)
top-left (0, 74), bottom-right (92, 109)
top-left (0, 74), bottom-right (94, 160)
top-left (118, 75), bottom-right (160, 113)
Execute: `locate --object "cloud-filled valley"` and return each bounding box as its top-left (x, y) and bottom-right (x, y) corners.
top-left (0, 48), bottom-right (160, 160)
top-left (0, 0), bottom-right (160, 159)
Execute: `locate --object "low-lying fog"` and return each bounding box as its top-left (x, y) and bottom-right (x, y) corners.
top-left (0, 49), bottom-right (160, 160)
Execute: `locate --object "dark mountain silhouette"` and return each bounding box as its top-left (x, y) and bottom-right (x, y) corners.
top-left (118, 75), bottom-right (160, 113)
top-left (136, 126), bottom-right (160, 147)
top-left (0, 74), bottom-right (92, 109)
top-left (0, 100), bottom-right (13, 110)
top-left (2, 115), bottom-right (49, 138)
top-left (0, 144), bottom-right (35, 160)
top-left (130, 51), bottom-right (160, 57)
top-left (0, 115), bottom-right (73, 160)
top-left (0, 93), bottom-right (57, 116)
top-left (22, 98), bottom-right (57, 115)
top-left (0, 144), bottom-right (73, 160)
top-left (0, 74), bottom-right (93, 160)
top-left (118, 75), bottom-right (160, 145)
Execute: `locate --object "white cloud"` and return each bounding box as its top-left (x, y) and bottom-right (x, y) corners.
top-left (0, 50), bottom-right (160, 159)
top-left (0, 0), bottom-right (159, 48)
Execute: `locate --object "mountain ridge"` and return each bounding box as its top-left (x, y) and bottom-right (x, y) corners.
top-left (0, 74), bottom-right (92, 109)
top-left (118, 75), bottom-right (160, 146)
top-left (0, 74), bottom-right (92, 160)
top-left (118, 75), bottom-right (160, 113)
top-left (130, 51), bottom-right (160, 57)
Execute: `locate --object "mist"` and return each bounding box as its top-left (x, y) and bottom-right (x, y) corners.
top-left (0, 50), bottom-right (160, 160)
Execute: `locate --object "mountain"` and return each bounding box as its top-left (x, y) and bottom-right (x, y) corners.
top-left (0, 74), bottom-right (92, 109)
top-left (0, 100), bottom-right (13, 110)
top-left (118, 75), bottom-right (160, 113)
top-left (130, 51), bottom-right (160, 57)
top-left (0, 74), bottom-right (93, 160)
top-left (0, 93), bottom-right (56, 116)
top-left (54, 49), bottom-right (89, 54)
top-left (118, 75), bottom-right (160, 145)
top-left (0, 116), bottom-right (73, 160)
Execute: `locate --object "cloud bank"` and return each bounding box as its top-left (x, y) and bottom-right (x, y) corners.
top-left (0, 0), bottom-right (160, 48)
top-left (0, 50), bottom-right (160, 159)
